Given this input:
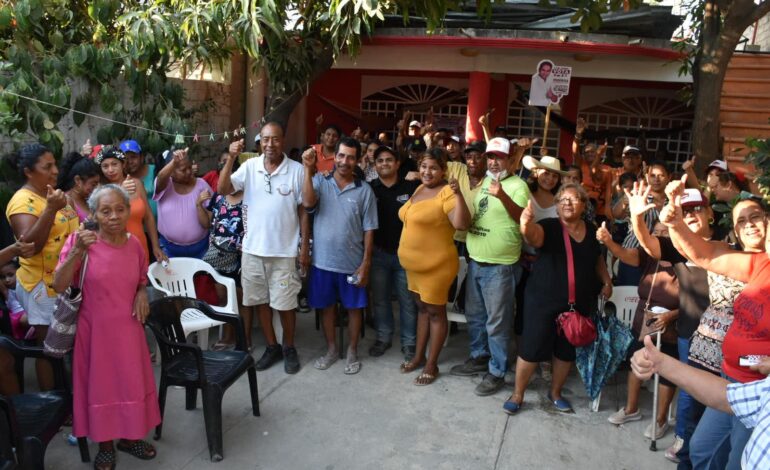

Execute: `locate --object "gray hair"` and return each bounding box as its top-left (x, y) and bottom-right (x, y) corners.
top-left (554, 182), bottom-right (589, 206)
top-left (87, 184), bottom-right (130, 213)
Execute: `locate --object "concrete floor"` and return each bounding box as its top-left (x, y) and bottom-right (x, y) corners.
top-left (44, 310), bottom-right (675, 470)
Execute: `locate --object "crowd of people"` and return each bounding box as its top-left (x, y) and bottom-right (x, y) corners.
top-left (0, 109), bottom-right (769, 470)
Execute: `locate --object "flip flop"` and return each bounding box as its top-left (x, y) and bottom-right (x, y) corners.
top-left (399, 360), bottom-right (425, 373)
top-left (314, 353), bottom-right (338, 370)
top-left (414, 368), bottom-right (439, 386)
top-left (117, 439), bottom-right (156, 460)
top-left (211, 341), bottom-right (235, 352)
top-left (344, 360), bottom-right (361, 375)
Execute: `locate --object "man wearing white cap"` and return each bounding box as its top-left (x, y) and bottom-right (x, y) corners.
top-left (450, 137), bottom-right (531, 396)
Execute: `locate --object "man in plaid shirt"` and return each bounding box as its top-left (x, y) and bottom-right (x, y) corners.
top-left (631, 335), bottom-right (770, 468)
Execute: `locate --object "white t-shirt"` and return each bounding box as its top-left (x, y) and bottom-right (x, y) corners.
top-left (529, 73), bottom-right (554, 107)
top-left (230, 154), bottom-right (304, 257)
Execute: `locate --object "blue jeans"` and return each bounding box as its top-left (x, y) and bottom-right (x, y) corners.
top-left (690, 407), bottom-right (753, 469)
top-left (159, 234), bottom-right (209, 259)
top-left (464, 260), bottom-right (522, 378)
top-left (690, 379), bottom-right (753, 470)
top-left (675, 337), bottom-right (696, 438)
top-left (370, 249), bottom-right (417, 347)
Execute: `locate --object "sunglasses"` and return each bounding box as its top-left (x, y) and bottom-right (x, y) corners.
top-left (682, 205), bottom-right (704, 215)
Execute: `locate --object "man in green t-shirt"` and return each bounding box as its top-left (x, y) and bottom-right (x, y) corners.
top-left (450, 137), bottom-right (530, 397)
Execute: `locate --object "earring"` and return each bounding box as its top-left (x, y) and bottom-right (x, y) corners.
top-left (709, 217), bottom-right (715, 224)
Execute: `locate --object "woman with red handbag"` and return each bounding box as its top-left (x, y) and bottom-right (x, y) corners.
top-left (503, 183), bottom-right (612, 415)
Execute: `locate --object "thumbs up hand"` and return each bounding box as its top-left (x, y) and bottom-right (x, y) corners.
top-left (596, 221), bottom-right (612, 245)
top-left (630, 334), bottom-right (662, 381)
top-left (122, 173), bottom-right (136, 195)
top-left (81, 139), bottom-right (93, 157)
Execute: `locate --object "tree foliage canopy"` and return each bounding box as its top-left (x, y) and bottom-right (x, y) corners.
top-left (1, 0), bottom-right (647, 157)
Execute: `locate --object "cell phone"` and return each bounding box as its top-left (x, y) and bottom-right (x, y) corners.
top-left (83, 219), bottom-right (98, 231)
top-left (739, 355), bottom-right (766, 367)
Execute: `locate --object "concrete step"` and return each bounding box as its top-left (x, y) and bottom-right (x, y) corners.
top-left (722, 77), bottom-right (770, 94)
top-left (720, 106), bottom-right (770, 124)
top-left (720, 93), bottom-right (770, 109)
top-left (721, 121), bottom-right (770, 139)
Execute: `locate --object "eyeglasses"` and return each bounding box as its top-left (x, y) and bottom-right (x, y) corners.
top-left (264, 173), bottom-right (272, 194)
top-left (682, 205), bottom-right (704, 214)
top-left (557, 197), bottom-right (582, 206)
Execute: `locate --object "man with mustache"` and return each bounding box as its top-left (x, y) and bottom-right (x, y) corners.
top-left (302, 136), bottom-right (378, 375)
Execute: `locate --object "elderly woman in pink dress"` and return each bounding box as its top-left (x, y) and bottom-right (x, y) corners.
top-left (53, 184), bottom-right (160, 470)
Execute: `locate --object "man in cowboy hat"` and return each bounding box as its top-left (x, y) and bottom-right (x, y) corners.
top-left (450, 137), bottom-right (531, 396)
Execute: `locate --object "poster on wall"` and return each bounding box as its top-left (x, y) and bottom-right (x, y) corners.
top-left (528, 59), bottom-right (572, 107)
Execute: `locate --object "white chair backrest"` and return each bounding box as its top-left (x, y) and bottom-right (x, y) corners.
top-left (607, 286), bottom-right (640, 329)
top-left (148, 257), bottom-right (238, 315)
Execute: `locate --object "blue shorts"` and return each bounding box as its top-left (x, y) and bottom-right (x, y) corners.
top-left (308, 266), bottom-right (368, 310)
top-left (159, 234), bottom-right (209, 259)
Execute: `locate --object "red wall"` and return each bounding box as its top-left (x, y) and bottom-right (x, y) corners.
top-left (306, 68), bottom-right (682, 161)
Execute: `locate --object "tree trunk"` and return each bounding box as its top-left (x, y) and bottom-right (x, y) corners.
top-left (690, 0), bottom-right (765, 175)
top-left (263, 46), bottom-right (335, 133)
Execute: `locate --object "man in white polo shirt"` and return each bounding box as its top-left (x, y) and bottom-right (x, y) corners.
top-left (219, 122), bottom-right (310, 374)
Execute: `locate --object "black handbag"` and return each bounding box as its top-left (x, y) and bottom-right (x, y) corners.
top-left (44, 255), bottom-right (88, 358)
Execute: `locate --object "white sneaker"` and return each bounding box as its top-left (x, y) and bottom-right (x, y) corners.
top-left (664, 435), bottom-right (684, 463)
top-left (608, 407), bottom-right (642, 425)
top-left (644, 420), bottom-right (670, 440)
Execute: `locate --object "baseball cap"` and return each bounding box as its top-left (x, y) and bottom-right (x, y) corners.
top-left (406, 136), bottom-right (427, 152)
top-left (119, 140), bottom-right (142, 155)
top-left (706, 160), bottom-right (728, 173)
top-left (409, 120), bottom-right (422, 128)
top-left (622, 145), bottom-right (641, 155)
top-left (681, 188), bottom-right (707, 208)
top-left (484, 137), bottom-right (510, 158)
top-left (450, 135), bottom-right (460, 143)
top-left (464, 141), bottom-right (486, 154)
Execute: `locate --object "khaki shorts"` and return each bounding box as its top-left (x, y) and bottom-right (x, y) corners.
top-left (241, 253), bottom-right (301, 311)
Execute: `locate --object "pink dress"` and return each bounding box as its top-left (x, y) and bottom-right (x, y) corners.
top-left (59, 233), bottom-right (160, 441)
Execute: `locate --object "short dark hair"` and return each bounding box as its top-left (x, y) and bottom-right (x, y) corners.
top-left (647, 160), bottom-right (670, 175)
top-left (336, 136), bottom-right (361, 160)
top-left (718, 171), bottom-right (746, 191)
top-left (373, 146), bottom-right (397, 161)
top-left (619, 172), bottom-right (638, 187)
top-left (539, 60), bottom-right (554, 71)
top-left (322, 124), bottom-right (341, 137)
top-left (261, 121), bottom-right (285, 136)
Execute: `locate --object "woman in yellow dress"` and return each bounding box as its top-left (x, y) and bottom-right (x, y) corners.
top-left (398, 149), bottom-right (470, 385)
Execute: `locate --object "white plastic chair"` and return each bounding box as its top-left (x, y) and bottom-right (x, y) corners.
top-left (445, 257), bottom-right (469, 346)
top-left (606, 286), bottom-right (640, 330)
top-left (148, 258), bottom-right (237, 350)
top-left (590, 286), bottom-right (640, 412)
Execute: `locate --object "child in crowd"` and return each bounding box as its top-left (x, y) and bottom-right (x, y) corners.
top-left (0, 259), bottom-right (33, 340)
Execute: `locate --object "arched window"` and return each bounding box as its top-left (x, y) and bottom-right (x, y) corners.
top-left (580, 96), bottom-right (693, 166)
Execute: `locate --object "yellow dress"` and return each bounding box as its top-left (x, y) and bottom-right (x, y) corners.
top-left (398, 184), bottom-right (458, 305)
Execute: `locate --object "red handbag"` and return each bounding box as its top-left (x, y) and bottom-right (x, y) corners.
top-left (555, 224), bottom-right (597, 347)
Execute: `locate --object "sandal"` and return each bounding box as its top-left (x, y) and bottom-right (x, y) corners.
top-left (344, 360), bottom-right (361, 375)
top-left (117, 439), bottom-right (157, 460)
top-left (414, 367), bottom-right (439, 386)
top-left (211, 341), bottom-right (235, 352)
top-left (399, 359), bottom-right (425, 374)
top-left (94, 449), bottom-right (116, 470)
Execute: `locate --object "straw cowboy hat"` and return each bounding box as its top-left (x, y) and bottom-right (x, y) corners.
top-left (522, 155), bottom-right (569, 176)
